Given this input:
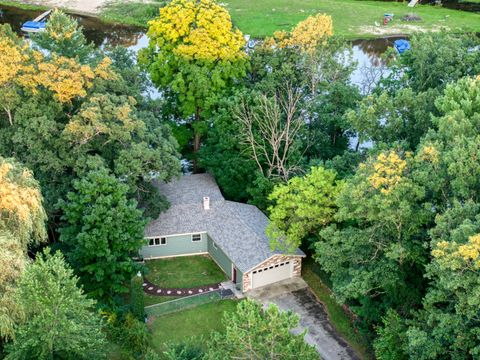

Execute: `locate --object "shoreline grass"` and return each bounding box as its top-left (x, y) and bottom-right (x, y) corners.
top-left (302, 257), bottom-right (374, 359)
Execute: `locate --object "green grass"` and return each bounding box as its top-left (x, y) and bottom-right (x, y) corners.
top-left (144, 254), bottom-right (227, 288)
top-left (148, 299), bottom-right (238, 353)
top-left (0, 0), bottom-right (47, 10)
top-left (142, 254), bottom-right (226, 306)
top-left (100, 1), bottom-right (162, 28)
top-left (302, 258), bottom-right (374, 359)
top-left (146, 291), bottom-right (222, 316)
top-left (100, 0), bottom-right (480, 39)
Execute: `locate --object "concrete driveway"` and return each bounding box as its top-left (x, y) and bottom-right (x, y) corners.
top-left (248, 278), bottom-right (360, 360)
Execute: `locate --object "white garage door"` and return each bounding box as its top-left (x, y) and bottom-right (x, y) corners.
top-left (251, 260), bottom-right (292, 289)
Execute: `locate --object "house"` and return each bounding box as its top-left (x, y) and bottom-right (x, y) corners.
top-left (140, 174), bottom-right (305, 292)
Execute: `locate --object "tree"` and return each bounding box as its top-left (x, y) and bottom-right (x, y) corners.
top-left (0, 157), bottom-right (47, 341)
top-left (405, 206), bottom-right (480, 359)
top-left (316, 150), bottom-right (432, 326)
top-left (267, 167), bottom-right (343, 253)
top-left (237, 85), bottom-right (307, 182)
top-left (58, 164), bottom-right (146, 304)
top-left (0, 25), bottom-right (180, 225)
top-left (206, 299), bottom-right (319, 360)
top-left (5, 249), bottom-right (106, 359)
top-left (386, 33), bottom-right (480, 93)
top-left (140, 0), bottom-right (248, 160)
top-left (33, 9), bottom-right (95, 63)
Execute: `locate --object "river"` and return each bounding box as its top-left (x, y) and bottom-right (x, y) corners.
top-left (0, 4), bottom-right (400, 76)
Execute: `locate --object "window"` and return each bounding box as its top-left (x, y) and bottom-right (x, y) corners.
top-left (148, 237), bottom-right (167, 246)
top-left (192, 234), bottom-right (201, 242)
top-left (212, 242), bottom-right (217, 249)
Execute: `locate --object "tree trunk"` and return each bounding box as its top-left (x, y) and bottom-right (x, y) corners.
top-left (192, 106), bottom-right (201, 173)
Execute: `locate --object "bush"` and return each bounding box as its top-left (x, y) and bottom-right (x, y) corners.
top-left (163, 339), bottom-right (205, 360)
top-left (131, 273), bottom-right (146, 321)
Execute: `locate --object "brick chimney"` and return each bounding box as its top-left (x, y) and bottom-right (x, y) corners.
top-left (203, 196), bottom-right (210, 210)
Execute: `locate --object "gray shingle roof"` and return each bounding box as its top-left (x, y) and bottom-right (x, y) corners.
top-left (145, 174), bottom-right (305, 272)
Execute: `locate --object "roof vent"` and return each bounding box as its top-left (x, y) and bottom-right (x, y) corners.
top-left (203, 196), bottom-right (210, 210)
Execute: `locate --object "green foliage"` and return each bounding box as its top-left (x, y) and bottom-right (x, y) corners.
top-left (5, 249), bottom-right (106, 360)
top-left (0, 157), bottom-right (47, 341)
top-left (33, 10), bottom-right (95, 63)
top-left (140, 0), bottom-right (249, 158)
top-left (267, 167), bottom-right (343, 253)
top-left (59, 165), bottom-right (146, 304)
top-left (316, 150), bottom-right (432, 325)
top-left (389, 33), bottom-right (480, 93)
top-left (206, 299), bottom-right (319, 360)
top-left (373, 310), bottom-right (408, 360)
top-left (163, 339), bottom-right (205, 360)
top-left (347, 88), bottom-right (437, 150)
top-left (130, 274), bottom-right (145, 321)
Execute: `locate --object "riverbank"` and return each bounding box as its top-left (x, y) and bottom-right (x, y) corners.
top-left (2, 0), bottom-right (480, 38)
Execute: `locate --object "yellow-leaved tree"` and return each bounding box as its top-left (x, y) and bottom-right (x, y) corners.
top-left (264, 13), bottom-right (333, 53)
top-left (0, 24), bottom-right (114, 125)
top-left (0, 157), bottom-right (47, 341)
top-left (140, 0), bottom-right (249, 163)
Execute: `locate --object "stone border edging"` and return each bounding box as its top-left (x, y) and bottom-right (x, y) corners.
top-left (142, 278), bottom-right (221, 297)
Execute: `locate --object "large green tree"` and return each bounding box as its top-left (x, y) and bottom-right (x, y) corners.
top-left (140, 0), bottom-right (248, 160)
top-left (207, 299), bottom-right (319, 360)
top-left (59, 164), bottom-right (146, 304)
top-left (5, 249), bottom-right (106, 360)
top-left (267, 167), bottom-right (343, 253)
top-left (316, 150), bottom-right (433, 326)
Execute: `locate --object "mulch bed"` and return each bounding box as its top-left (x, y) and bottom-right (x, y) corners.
top-left (142, 278), bottom-right (221, 297)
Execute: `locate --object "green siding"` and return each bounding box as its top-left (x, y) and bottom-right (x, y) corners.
top-left (235, 267), bottom-right (243, 292)
top-left (140, 233), bottom-right (207, 259)
top-left (207, 235), bottom-right (233, 278)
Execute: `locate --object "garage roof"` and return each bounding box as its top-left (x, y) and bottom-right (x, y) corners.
top-left (144, 174), bottom-right (304, 272)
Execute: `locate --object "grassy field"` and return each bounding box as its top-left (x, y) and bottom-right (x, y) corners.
top-left (302, 258), bottom-right (374, 359)
top-left (148, 299), bottom-right (238, 353)
top-left (100, 0), bottom-right (480, 39)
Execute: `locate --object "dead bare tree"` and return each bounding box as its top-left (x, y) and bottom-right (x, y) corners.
top-left (236, 83), bottom-right (307, 182)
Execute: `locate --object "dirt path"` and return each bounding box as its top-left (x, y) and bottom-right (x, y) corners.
top-left (8, 0), bottom-right (140, 15)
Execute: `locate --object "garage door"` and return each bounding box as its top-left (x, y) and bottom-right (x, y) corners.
top-left (251, 260), bottom-right (292, 289)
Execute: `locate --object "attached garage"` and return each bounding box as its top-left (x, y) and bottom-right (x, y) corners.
top-left (251, 260), bottom-right (293, 289)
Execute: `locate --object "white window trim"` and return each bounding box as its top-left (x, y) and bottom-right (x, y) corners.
top-left (212, 241), bottom-right (217, 250)
top-left (191, 234), bottom-right (202, 242)
top-left (147, 237), bottom-right (167, 247)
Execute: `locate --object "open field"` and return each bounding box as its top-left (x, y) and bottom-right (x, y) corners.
top-left (101, 0), bottom-right (480, 38)
top-left (2, 0), bottom-right (480, 38)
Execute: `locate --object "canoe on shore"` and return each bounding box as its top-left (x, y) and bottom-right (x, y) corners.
top-left (21, 9), bottom-right (52, 33)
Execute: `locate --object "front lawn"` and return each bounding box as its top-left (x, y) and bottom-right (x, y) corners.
top-left (149, 299), bottom-right (239, 353)
top-left (144, 254), bottom-right (227, 288)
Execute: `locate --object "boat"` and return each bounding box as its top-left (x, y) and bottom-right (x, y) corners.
top-left (21, 9), bottom-right (52, 33)
top-left (393, 39), bottom-right (411, 54)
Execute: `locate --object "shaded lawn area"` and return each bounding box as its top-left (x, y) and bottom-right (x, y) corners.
top-left (100, 0), bottom-right (480, 39)
top-left (149, 299), bottom-right (239, 353)
top-left (143, 255), bottom-right (226, 306)
top-left (144, 254), bottom-right (227, 288)
top-left (302, 258), bottom-right (374, 359)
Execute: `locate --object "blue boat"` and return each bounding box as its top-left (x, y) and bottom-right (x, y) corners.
top-left (21, 9), bottom-right (52, 33)
top-left (393, 39), bottom-right (411, 54)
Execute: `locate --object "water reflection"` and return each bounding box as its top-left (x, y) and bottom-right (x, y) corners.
top-left (0, 5), bottom-right (145, 47)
